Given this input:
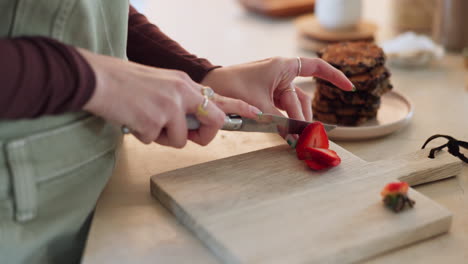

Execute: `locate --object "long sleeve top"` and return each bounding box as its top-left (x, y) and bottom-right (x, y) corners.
top-left (0, 5), bottom-right (218, 119)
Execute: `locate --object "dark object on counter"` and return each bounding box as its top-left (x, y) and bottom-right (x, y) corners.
top-left (238, 0), bottom-right (315, 17)
top-left (422, 134), bottom-right (468, 163)
top-left (433, 0), bottom-right (468, 52)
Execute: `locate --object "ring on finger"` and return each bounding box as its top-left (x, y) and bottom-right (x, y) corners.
top-left (201, 86), bottom-right (215, 100)
top-left (196, 96), bottom-right (210, 116)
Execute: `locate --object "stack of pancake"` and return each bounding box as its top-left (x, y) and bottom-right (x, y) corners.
top-left (312, 42), bottom-right (393, 126)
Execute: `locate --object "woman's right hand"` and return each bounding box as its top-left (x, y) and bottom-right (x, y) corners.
top-left (78, 49), bottom-right (261, 147)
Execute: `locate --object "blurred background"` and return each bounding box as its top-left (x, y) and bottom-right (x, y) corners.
top-left (129, 0), bottom-right (466, 67)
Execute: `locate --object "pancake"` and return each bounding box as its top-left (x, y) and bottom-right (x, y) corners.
top-left (348, 66), bottom-right (391, 90)
top-left (312, 95), bottom-right (380, 117)
top-left (317, 79), bottom-right (393, 105)
top-left (317, 42), bottom-right (385, 76)
top-left (317, 66), bottom-right (391, 91)
top-left (313, 110), bottom-right (376, 126)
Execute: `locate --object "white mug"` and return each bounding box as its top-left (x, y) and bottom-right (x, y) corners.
top-left (315, 0), bottom-right (362, 30)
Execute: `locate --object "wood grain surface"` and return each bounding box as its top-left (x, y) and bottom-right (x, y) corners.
top-left (151, 143), bottom-right (462, 264)
top-left (239, 0), bottom-right (315, 17)
top-left (295, 14), bottom-right (377, 42)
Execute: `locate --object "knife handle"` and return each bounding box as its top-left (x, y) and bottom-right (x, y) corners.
top-left (186, 114), bottom-right (243, 130)
top-left (122, 115), bottom-right (243, 134)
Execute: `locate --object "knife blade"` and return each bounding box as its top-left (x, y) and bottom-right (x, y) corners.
top-left (186, 114), bottom-right (336, 134)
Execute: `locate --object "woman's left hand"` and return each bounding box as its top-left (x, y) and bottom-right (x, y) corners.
top-left (201, 57), bottom-right (354, 122)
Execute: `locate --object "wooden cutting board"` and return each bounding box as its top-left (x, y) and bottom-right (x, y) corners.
top-left (150, 142), bottom-right (462, 264)
top-left (295, 15), bottom-right (377, 52)
top-left (239, 0), bottom-right (315, 17)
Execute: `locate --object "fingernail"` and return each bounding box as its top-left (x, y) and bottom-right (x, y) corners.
top-left (351, 85), bottom-right (357, 92)
top-left (285, 134), bottom-right (298, 148)
top-left (249, 105), bottom-right (263, 116)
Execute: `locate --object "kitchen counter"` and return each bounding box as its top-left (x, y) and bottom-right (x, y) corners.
top-left (82, 0), bottom-right (468, 263)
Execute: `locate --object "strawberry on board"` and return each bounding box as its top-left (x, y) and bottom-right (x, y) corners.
top-left (301, 147), bottom-right (341, 167)
top-left (295, 122), bottom-right (341, 170)
top-left (296, 122), bottom-right (329, 160)
top-left (304, 160), bottom-right (329, 170)
top-left (380, 181), bottom-right (415, 213)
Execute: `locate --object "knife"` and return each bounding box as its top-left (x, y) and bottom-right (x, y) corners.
top-left (122, 114), bottom-right (335, 135)
top-left (186, 114), bottom-right (336, 134)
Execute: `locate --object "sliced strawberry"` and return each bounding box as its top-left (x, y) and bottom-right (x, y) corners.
top-left (305, 159), bottom-right (329, 170)
top-left (296, 122), bottom-right (329, 160)
top-left (301, 147), bottom-right (341, 169)
top-left (297, 148), bottom-right (309, 160)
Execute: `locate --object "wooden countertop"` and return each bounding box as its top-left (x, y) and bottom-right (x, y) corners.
top-left (82, 0), bottom-right (468, 263)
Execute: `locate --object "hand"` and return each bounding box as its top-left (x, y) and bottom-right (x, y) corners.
top-left (201, 57), bottom-right (354, 122)
top-left (78, 49), bottom-right (261, 147)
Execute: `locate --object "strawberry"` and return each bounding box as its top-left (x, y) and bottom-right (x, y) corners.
top-left (302, 147), bottom-right (341, 170)
top-left (296, 122), bottom-right (329, 160)
top-left (295, 122), bottom-right (341, 170)
top-left (305, 160), bottom-right (329, 170)
top-left (380, 182), bottom-right (415, 212)
top-left (380, 182), bottom-right (409, 197)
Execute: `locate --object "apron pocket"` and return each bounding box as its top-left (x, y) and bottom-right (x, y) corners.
top-left (4, 115), bottom-right (121, 223)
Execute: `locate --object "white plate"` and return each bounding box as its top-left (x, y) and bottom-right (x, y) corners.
top-left (315, 90), bottom-right (414, 140)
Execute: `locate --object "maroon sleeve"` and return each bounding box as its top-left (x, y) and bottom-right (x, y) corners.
top-left (127, 5), bottom-right (219, 83)
top-left (0, 37), bottom-right (96, 119)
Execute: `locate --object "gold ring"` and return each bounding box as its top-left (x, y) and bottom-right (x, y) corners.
top-left (201, 86), bottom-right (215, 100)
top-left (196, 96), bottom-right (210, 116)
top-left (278, 87), bottom-right (296, 97)
top-left (296, 57), bottom-right (302, 76)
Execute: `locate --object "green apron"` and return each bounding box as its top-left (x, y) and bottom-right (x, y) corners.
top-left (0, 0), bottom-right (129, 263)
